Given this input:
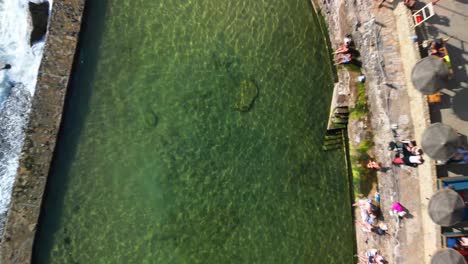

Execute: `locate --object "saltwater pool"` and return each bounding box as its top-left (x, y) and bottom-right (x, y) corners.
top-left (33, 0), bottom-right (355, 263)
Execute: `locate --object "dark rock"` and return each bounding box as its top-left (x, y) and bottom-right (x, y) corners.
top-left (29, 1), bottom-right (50, 45)
top-left (235, 79), bottom-right (259, 112)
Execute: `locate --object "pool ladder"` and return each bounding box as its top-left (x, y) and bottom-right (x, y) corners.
top-left (323, 106), bottom-right (349, 151)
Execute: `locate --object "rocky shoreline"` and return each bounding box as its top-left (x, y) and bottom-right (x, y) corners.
top-left (315, 0), bottom-right (437, 263)
top-left (0, 1), bottom-right (85, 263)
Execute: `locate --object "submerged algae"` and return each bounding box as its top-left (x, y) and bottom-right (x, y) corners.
top-left (235, 79), bottom-right (259, 112)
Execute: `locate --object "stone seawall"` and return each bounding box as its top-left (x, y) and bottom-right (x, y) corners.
top-left (0, 0), bottom-right (85, 263)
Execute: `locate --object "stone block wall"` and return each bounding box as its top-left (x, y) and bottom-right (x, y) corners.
top-left (0, 1), bottom-right (85, 263)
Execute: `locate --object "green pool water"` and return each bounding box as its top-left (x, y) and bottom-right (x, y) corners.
top-left (33, 0), bottom-right (355, 263)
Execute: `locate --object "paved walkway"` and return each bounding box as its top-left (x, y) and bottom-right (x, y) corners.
top-left (418, 0), bottom-right (468, 178)
top-left (320, 0), bottom-right (432, 263)
top-left (394, 4), bottom-right (438, 263)
top-left (317, 0), bottom-right (464, 262)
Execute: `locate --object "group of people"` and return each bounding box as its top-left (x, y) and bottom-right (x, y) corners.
top-left (427, 37), bottom-right (450, 62)
top-left (365, 139), bottom-right (424, 170)
top-left (358, 248), bottom-right (386, 264)
top-left (353, 195), bottom-right (399, 263)
top-left (390, 140), bottom-right (424, 167)
top-left (333, 35), bottom-right (356, 66)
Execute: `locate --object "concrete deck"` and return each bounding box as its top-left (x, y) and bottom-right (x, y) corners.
top-left (417, 0), bottom-right (468, 179)
top-left (394, 4), bottom-right (438, 263)
top-left (395, 0), bottom-right (468, 262)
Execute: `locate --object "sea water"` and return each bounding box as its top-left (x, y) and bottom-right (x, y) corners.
top-left (33, 0), bottom-right (355, 263)
top-left (0, 0), bottom-right (51, 236)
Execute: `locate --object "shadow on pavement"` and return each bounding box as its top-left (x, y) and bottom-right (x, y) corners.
top-left (452, 88), bottom-right (468, 121)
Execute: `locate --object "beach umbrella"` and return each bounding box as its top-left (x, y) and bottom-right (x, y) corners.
top-left (428, 189), bottom-right (465, 226)
top-left (411, 56), bottom-right (449, 95)
top-left (421, 123), bottom-right (459, 161)
top-left (431, 248), bottom-right (467, 264)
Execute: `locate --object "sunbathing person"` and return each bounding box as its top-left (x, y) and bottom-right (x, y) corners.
top-left (333, 44), bottom-right (350, 54)
top-left (367, 160), bottom-right (381, 170)
top-left (358, 249), bottom-right (386, 264)
top-left (334, 53), bottom-right (352, 65)
top-left (353, 199), bottom-right (372, 214)
top-left (401, 140), bottom-right (423, 156)
top-left (356, 220), bottom-right (373, 233)
top-left (392, 153), bottom-right (424, 167)
top-left (450, 148), bottom-right (468, 163)
top-left (447, 237), bottom-right (468, 250)
top-left (429, 38), bottom-right (449, 61)
top-left (460, 237), bottom-right (468, 247)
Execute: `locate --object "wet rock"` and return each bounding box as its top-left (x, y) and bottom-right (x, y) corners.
top-left (29, 1), bottom-right (50, 45)
top-left (235, 80), bottom-right (259, 112)
top-left (64, 236), bottom-right (71, 245)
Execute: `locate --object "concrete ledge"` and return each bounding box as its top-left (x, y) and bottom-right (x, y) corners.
top-left (394, 3), bottom-right (439, 263)
top-left (0, 1), bottom-right (85, 263)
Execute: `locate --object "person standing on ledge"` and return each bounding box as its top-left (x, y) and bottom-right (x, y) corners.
top-left (0, 63), bottom-right (11, 71)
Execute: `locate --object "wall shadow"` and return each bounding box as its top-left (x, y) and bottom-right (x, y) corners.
top-left (446, 43), bottom-right (468, 89)
top-left (452, 88), bottom-right (468, 121)
top-left (426, 13), bottom-right (451, 27)
top-left (31, 0), bottom-right (108, 263)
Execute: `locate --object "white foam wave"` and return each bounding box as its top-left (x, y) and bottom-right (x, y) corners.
top-left (0, 0), bottom-right (52, 237)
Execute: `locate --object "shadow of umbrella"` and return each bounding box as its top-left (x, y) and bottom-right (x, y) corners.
top-left (431, 248), bottom-right (467, 264)
top-left (422, 123), bottom-right (459, 161)
top-left (428, 189), bottom-right (465, 227)
top-left (452, 88), bottom-right (468, 121)
top-left (411, 56), bottom-right (450, 95)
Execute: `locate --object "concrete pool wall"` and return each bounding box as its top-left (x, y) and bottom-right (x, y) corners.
top-left (0, 1), bottom-right (85, 263)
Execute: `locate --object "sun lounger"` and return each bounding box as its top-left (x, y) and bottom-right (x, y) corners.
top-left (442, 232), bottom-right (468, 248)
top-left (437, 177), bottom-right (468, 191)
top-left (441, 232), bottom-right (468, 261)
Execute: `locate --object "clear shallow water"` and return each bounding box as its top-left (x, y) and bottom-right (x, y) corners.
top-left (33, 0), bottom-right (355, 263)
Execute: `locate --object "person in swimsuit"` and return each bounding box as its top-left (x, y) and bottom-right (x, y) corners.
top-left (358, 249), bottom-right (385, 264)
top-left (334, 53), bottom-right (352, 65)
top-left (367, 160), bottom-right (381, 170)
top-left (333, 44), bottom-right (350, 54)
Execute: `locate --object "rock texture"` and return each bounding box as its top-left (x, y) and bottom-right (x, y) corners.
top-left (29, 2), bottom-right (50, 45)
top-left (315, 0), bottom-right (436, 263)
top-left (0, 1), bottom-right (85, 263)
